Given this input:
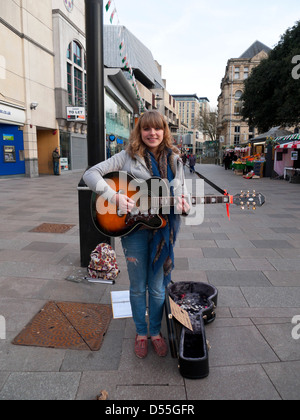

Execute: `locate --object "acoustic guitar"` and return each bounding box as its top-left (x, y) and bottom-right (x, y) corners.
top-left (91, 171), bottom-right (265, 238)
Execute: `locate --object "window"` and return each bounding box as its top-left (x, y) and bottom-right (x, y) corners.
top-left (234, 90), bottom-right (243, 114)
top-left (234, 67), bottom-right (240, 79)
top-left (244, 67), bottom-right (249, 79)
top-left (234, 135), bottom-right (240, 146)
top-left (67, 41), bottom-right (87, 107)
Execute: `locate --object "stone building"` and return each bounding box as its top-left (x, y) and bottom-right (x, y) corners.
top-left (217, 41), bottom-right (271, 148)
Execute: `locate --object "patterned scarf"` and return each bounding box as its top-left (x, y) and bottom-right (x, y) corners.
top-left (144, 149), bottom-right (181, 285)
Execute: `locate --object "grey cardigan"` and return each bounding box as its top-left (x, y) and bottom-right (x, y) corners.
top-left (83, 150), bottom-right (190, 204)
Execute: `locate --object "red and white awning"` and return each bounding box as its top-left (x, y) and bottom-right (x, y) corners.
top-left (275, 141), bottom-right (300, 150)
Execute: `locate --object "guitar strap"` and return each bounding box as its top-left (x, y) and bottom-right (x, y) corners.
top-left (191, 168), bottom-right (231, 220)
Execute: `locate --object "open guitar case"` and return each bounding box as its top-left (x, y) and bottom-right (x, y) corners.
top-left (165, 282), bottom-right (218, 380)
top-left (164, 168), bottom-right (222, 380)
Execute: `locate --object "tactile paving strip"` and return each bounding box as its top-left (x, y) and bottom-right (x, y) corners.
top-left (30, 223), bottom-right (75, 234)
top-left (12, 301), bottom-right (112, 351)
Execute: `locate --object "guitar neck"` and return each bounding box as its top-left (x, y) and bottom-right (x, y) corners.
top-left (156, 195), bottom-right (232, 207)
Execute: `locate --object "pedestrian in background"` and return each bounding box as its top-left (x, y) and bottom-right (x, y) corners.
top-left (223, 153), bottom-right (231, 170)
top-left (188, 154), bottom-right (196, 173)
top-left (52, 147), bottom-right (61, 176)
top-left (181, 153), bottom-right (187, 168)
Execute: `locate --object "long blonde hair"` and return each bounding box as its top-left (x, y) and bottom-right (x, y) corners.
top-left (127, 110), bottom-right (179, 158)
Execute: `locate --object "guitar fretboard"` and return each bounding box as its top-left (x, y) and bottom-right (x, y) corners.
top-left (152, 195), bottom-right (231, 207)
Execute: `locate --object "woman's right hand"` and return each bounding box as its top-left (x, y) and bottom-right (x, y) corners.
top-left (113, 193), bottom-right (135, 214)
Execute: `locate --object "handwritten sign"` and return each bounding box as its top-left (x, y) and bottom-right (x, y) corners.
top-left (169, 297), bottom-right (193, 331)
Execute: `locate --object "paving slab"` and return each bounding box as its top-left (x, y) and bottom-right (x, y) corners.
top-left (206, 270), bottom-right (272, 287)
top-left (263, 362), bottom-right (300, 400)
top-left (263, 271), bottom-right (300, 286)
top-left (206, 325), bottom-right (279, 366)
top-left (241, 287), bottom-right (300, 308)
top-left (0, 372), bottom-right (81, 400)
top-left (184, 365), bottom-right (281, 400)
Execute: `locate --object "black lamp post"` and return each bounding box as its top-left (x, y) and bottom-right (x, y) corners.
top-left (78, 0), bottom-right (112, 267)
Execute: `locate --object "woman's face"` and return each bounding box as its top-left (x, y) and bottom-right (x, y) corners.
top-left (141, 125), bottom-right (164, 155)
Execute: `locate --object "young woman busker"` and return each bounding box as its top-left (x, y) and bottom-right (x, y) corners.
top-left (83, 110), bottom-right (190, 359)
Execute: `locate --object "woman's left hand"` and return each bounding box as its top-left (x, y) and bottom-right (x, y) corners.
top-left (176, 196), bottom-right (190, 215)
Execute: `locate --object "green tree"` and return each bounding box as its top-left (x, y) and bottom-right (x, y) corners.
top-left (241, 21), bottom-right (300, 132)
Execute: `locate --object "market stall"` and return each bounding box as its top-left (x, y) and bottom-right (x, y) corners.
top-left (232, 152), bottom-right (265, 177)
top-left (274, 139), bottom-right (300, 179)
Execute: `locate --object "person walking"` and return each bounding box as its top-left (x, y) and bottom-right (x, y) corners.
top-left (181, 153), bottom-right (187, 167)
top-left (223, 153), bottom-right (231, 170)
top-left (83, 111), bottom-right (190, 359)
top-left (188, 153), bottom-right (196, 173)
top-left (52, 147), bottom-right (61, 176)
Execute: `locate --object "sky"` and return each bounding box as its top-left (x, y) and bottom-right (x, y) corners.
top-left (103, 0), bottom-right (300, 109)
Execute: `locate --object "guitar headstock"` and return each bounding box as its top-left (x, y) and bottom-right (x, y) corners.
top-left (233, 190), bottom-right (265, 210)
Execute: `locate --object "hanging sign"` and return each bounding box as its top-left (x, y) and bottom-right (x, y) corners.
top-left (291, 151), bottom-right (298, 161)
top-left (67, 107), bottom-right (86, 121)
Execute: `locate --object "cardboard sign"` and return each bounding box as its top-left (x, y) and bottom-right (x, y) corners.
top-left (169, 297), bottom-right (193, 331)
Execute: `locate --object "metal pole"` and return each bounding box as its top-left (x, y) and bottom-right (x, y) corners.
top-left (78, 0), bottom-right (112, 268)
top-left (85, 0), bottom-right (105, 167)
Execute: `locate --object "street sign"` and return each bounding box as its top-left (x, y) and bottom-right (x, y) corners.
top-left (67, 107), bottom-right (86, 121)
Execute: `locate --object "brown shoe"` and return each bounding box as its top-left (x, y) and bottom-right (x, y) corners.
top-left (134, 335), bottom-right (148, 359)
top-left (151, 333), bottom-right (168, 357)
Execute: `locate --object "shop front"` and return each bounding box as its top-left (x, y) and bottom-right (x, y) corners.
top-left (105, 93), bottom-right (132, 159)
top-left (0, 103), bottom-right (26, 177)
top-left (59, 131), bottom-right (87, 172)
top-left (274, 138), bottom-right (300, 180)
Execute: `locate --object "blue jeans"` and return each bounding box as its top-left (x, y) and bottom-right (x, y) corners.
top-left (121, 229), bottom-right (165, 336)
top-left (53, 161), bottom-right (60, 175)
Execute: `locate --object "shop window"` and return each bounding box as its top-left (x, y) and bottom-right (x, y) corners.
top-left (105, 93), bottom-right (131, 157)
top-left (67, 41), bottom-right (87, 107)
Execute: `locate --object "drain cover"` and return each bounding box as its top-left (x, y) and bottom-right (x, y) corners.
top-left (30, 223), bottom-right (75, 234)
top-left (12, 301), bottom-right (112, 351)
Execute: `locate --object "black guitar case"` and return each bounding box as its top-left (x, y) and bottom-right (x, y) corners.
top-left (165, 282), bottom-right (218, 379)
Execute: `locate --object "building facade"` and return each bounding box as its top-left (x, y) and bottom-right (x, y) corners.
top-left (172, 94), bottom-right (209, 154)
top-left (0, 0), bottom-right (57, 178)
top-left (0, 1), bottom-right (186, 177)
top-left (217, 41), bottom-right (271, 148)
